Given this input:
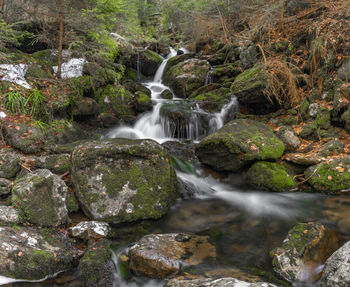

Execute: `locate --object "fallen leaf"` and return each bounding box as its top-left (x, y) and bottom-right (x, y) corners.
top-left (328, 175), bottom-right (333, 180)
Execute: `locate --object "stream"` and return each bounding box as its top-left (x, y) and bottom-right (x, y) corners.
top-left (4, 49), bottom-right (350, 287)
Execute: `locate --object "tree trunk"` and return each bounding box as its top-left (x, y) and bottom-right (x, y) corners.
top-left (0, 0), bottom-right (5, 19)
top-left (57, 0), bottom-right (64, 78)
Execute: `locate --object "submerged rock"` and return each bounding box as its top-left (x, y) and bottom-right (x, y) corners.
top-left (0, 149), bottom-right (20, 179)
top-left (128, 233), bottom-right (216, 279)
top-left (163, 59), bottom-right (210, 98)
top-left (78, 239), bottom-right (114, 287)
top-left (270, 222), bottom-right (338, 283)
top-left (0, 226), bottom-right (74, 280)
top-left (244, 161), bottom-right (297, 192)
top-left (165, 278), bottom-right (278, 287)
top-left (71, 139), bottom-right (179, 223)
top-left (12, 169), bottom-right (68, 227)
top-left (70, 221), bottom-right (110, 240)
top-left (320, 241), bottom-right (350, 287)
top-left (195, 119), bottom-right (284, 172)
top-left (305, 157), bottom-right (350, 193)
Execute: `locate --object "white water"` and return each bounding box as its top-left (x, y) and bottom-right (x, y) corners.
top-left (0, 64), bottom-right (31, 89)
top-left (106, 48), bottom-right (237, 143)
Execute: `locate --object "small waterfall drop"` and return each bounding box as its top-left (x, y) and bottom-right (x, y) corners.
top-left (205, 68), bottom-right (214, 85)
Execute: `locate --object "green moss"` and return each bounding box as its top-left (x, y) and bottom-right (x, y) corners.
top-left (231, 64), bottom-right (267, 95)
top-left (245, 161), bottom-right (297, 192)
top-left (316, 108), bottom-right (331, 129)
top-left (189, 87), bottom-right (231, 112)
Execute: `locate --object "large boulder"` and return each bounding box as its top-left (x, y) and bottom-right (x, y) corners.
top-left (34, 154), bottom-right (71, 174)
top-left (305, 157), bottom-right (350, 193)
top-left (195, 119), bottom-right (285, 172)
top-left (165, 278), bottom-right (278, 287)
top-left (12, 169), bottom-right (68, 227)
top-left (270, 222), bottom-right (338, 283)
top-left (128, 233), bottom-right (216, 279)
top-left (163, 59), bottom-right (210, 98)
top-left (244, 161), bottom-right (297, 192)
top-left (0, 226), bottom-right (74, 280)
top-left (71, 139), bottom-right (179, 223)
top-left (0, 149), bottom-right (20, 179)
top-left (321, 241), bottom-right (350, 287)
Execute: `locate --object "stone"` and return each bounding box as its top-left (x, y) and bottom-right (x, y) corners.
top-left (97, 113), bottom-right (119, 128)
top-left (165, 278), bottom-right (278, 287)
top-left (134, 91), bottom-right (152, 113)
top-left (195, 119), bottom-right (285, 172)
top-left (74, 97), bottom-right (100, 117)
top-left (244, 161), bottom-right (297, 192)
top-left (139, 49), bottom-right (163, 77)
top-left (12, 169), bottom-right (68, 227)
top-left (0, 149), bottom-right (21, 179)
top-left (34, 154), bottom-right (71, 174)
top-left (337, 58), bottom-right (350, 81)
top-left (270, 222), bottom-right (338, 283)
top-left (318, 140), bottom-right (344, 157)
top-left (128, 233), bottom-right (216, 279)
top-left (160, 89), bottom-right (173, 99)
top-left (70, 221), bottom-right (110, 240)
top-left (278, 128), bottom-right (301, 152)
top-left (71, 139), bottom-right (179, 224)
top-left (0, 178), bottom-right (11, 196)
top-left (308, 103), bottom-right (320, 118)
top-left (78, 239), bottom-right (114, 287)
top-left (285, 153), bottom-right (323, 166)
top-left (163, 59), bottom-right (210, 98)
top-left (320, 241), bottom-right (350, 287)
top-left (305, 156), bottom-right (350, 193)
top-left (0, 226), bottom-right (74, 280)
top-left (239, 45), bottom-right (258, 68)
top-left (0, 206), bottom-right (19, 224)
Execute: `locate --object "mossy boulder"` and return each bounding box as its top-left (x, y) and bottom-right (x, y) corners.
top-left (163, 59), bottom-right (210, 98)
top-left (244, 161), bottom-right (297, 192)
top-left (134, 91), bottom-right (152, 113)
top-left (195, 119), bottom-right (285, 172)
top-left (82, 62), bottom-right (117, 87)
top-left (210, 63), bottom-right (242, 83)
top-left (160, 89), bottom-right (173, 99)
top-left (166, 53), bottom-right (196, 70)
top-left (318, 140), bottom-right (344, 157)
top-left (12, 169), bottom-right (68, 227)
top-left (0, 178), bottom-right (11, 196)
top-left (305, 157), bottom-right (350, 193)
top-left (71, 139), bottom-right (179, 224)
top-left (73, 97), bottom-right (100, 117)
top-left (0, 149), bottom-right (21, 179)
top-left (270, 222), bottom-right (338, 283)
top-left (34, 154), bottom-right (71, 174)
top-left (78, 239), bottom-right (114, 287)
top-left (0, 226), bottom-right (74, 280)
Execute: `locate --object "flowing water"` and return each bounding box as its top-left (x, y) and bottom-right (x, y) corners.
top-left (4, 49), bottom-right (350, 287)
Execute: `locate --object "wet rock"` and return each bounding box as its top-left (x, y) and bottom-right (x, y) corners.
top-left (285, 153), bottom-right (323, 166)
top-left (70, 221), bottom-right (110, 240)
top-left (163, 59), bottom-right (210, 98)
top-left (305, 157), bottom-right (350, 193)
top-left (338, 58), bottom-right (350, 81)
top-left (134, 91), bottom-right (152, 112)
top-left (320, 241), bottom-right (350, 287)
top-left (160, 89), bottom-right (173, 99)
top-left (79, 239), bottom-right (114, 287)
top-left (162, 141), bottom-right (197, 163)
top-left (308, 103), bottom-right (320, 118)
top-left (0, 178), bottom-right (11, 196)
top-left (0, 149), bottom-right (20, 179)
top-left (0, 206), bottom-right (19, 224)
top-left (244, 161), bottom-right (297, 192)
top-left (195, 119), bottom-right (285, 172)
top-left (97, 113), bottom-right (119, 128)
top-left (71, 139), bottom-right (179, 223)
top-left (277, 127), bottom-right (301, 152)
top-left (128, 233), bottom-right (216, 279)
top-left (139, 49), bottom-right (163, 77)
top-left (0, 226), bottom-right (74, 280)
top-left (74, 97), bottom-right (100, 117)
top-left (165, 278), bottom-right (278, 287)
top-left (12, 169), bottom-right (68, 227)
top-left (270, 222), bottom-right (338, 283)
top-left (34, 154), bottom-right (71, 174)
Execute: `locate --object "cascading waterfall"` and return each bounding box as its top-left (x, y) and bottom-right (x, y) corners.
top-left (204, 67), bottom-right (214, 85)
top-left (106, 48), bottom-right (238, 143)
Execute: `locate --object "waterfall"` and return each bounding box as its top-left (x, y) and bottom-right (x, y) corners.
top-left (205, 68), bottom-right (214, 85)
top-left (209, 96), bottom-right (238, 133)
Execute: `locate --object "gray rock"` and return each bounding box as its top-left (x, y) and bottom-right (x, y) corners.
top-left (165, 278), bottom-right (278, 287)
top-left (0, 150), bottom-right (20, 179)
top-left (0, 206), bottom-right (19, 224)
top-left (34, 154), bottom-right (71, 174)
top-left (71, 139), bottom-right (179, 224)
top-left (285, 153), bottom-right (323, 166)
top-left (321, 241), bottom-right (350, 287)
top-left (0, 226), bottom-right (74, 280)
top-left (338, 58), bottom-right (350, 81)
top-left (308, 103), bottom-right (320, 118)
top-left (129, 233), bottom-right (216, 279)
top-left (239, 45), bottom-right (258, 68)
top-left (0, 178), bottom-right (11, 196)
top-left (12, 169), bottom-right (68, 227)
top-left (70, 221), bottom-right (110, 240)
top-left (278, 129), bottom-right (301, 151)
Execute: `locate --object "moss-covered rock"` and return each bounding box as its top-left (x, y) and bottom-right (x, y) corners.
top-left (305, 157), bottom-right (350, 193)
top-left (71, 139), bottom-right (179, 223)
top-left (0, 226), bottom-right (75, 280)
top-left (134, 91), bottom-right (152, 113)
top-left (0, 178), bottom-right (11, 196)
top-left (78, 239), bottom-right (114, 287)
top-left (66, 190), bottom-right (80, 213)
top-left (160, 89), bottom-right (173, 99)
top-left (73, 97), bottom-right (100, 117)
top-left (195, 119), bottom-right (285, 172)
top-left (12, 169), bottom-right (68, 226)
top-left (190, 86), bottom-right (231, 113)
top-left (318, 140), bottom-right (344, 157)
top-left (0, 149), bottom-right (21, 179)
top-left (270, 222), bottom-right (338, 283)
top-left (244, 161), bottom-right (297, 192)
top-left (163, 59), bottom-right (210, 98)
top-left (210, 63), bottom-right (242, 83)
top-left (34, 154), bottom-right (71, 174)
top-left (26, 63), bottom-right (52, 79)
